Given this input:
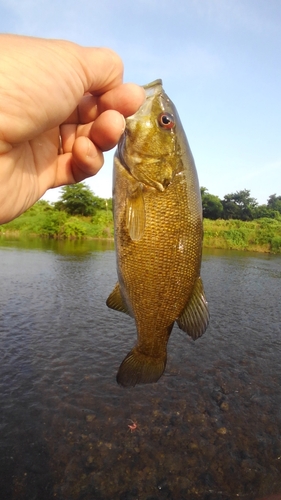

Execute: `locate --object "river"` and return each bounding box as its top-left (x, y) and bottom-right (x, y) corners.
top-left (0, 238), bottom-right (280, 500)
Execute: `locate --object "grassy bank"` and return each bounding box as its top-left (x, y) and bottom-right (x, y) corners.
top-left (203, 218), bottom-right (281, 253)
top-left (0, 203), bottom-right (114, 240)
top-left (1, 204), bottom-right (281, 254)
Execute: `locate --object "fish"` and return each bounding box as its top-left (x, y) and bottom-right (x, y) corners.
top-left (106, 79), bottom-right (209, 387)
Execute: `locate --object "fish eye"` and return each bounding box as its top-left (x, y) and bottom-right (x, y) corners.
top-left (158, 112), bottom-right (175, 129)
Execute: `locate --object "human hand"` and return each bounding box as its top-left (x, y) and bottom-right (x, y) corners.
top-left (0, 34), bottom-right (145, 224)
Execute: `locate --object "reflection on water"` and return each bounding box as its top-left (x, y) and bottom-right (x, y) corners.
top-left (0, 235), bottom-right (114, 254)
top-left (0, 240), bottom-right (280, 500)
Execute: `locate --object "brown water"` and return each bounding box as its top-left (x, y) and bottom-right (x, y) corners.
top-left (0, 239), bottom-right (280, 500)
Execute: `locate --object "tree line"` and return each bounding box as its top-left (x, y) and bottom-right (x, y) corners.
top-left (2, 183), bottom-right (280, 252)
top-left (34, 183), bottom-right (281, 222)
top-left (201, 188), bottom-right (281, 221)
top-left (53, 183), bottom-right (112, 216)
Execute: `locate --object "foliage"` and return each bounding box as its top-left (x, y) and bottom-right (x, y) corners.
top-left (203, 217), bottom-right (281, 253)
top-left (253, 204), bottom-right (280, 219)
top-left (39, 211), bottom-right (68, 237)
top-left (90, 210), bottom-right (114, 237)
top-left (267, 194), bottom-right (281, 213)
top-left (222, 189), bottom-right (258, 221)
top-left (201, 187), bottom-right (223, 219)
top-left (59, 218), bottom-right (87, 238)
top-left (270, 236), bottom-right (281, 252)
top-left (1, 183), bottom-right (281, 254)
top-left (54, 183), bottom-right (105, 216)
top-left (1, 198), bottom-right (113, 240)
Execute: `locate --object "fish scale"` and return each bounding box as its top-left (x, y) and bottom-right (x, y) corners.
top-left (107, 79), bottom-right (210, 387)
top-left (118, 174), bottom-right (199, 324)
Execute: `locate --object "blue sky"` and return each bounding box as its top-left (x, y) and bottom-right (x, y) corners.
top-left (1, 0), bottom-right (281, 204)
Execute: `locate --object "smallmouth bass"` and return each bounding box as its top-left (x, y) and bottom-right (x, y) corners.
top-left (107, 79), bottom-right (209, 387)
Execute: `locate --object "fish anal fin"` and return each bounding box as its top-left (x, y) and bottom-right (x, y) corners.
top-left (126, 184), bottom-right (145, 241)
top-left (106, 283), bottom-right (130, 316)
top-left (117, 347), bottom-right (166, 387)
top-left (177, 277), bottom-right (210, 340)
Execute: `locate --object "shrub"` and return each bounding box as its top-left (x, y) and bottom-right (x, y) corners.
top-left (270, 236), bottom-right (281, 253)
top-left (60, 218), bottom-right (87, 238)
top-left (40, 211), bottom-right (68, 237)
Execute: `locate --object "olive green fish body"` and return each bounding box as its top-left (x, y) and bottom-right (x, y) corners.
top-left (107, 80), bottom-right (209, 387)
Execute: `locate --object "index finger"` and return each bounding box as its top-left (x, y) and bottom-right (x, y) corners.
top-left (64, 83), bottom-right (146, 125)
top-left (97, 83), bottom-right (146, 117)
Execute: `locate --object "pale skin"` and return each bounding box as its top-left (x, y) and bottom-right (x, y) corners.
top-left (0, 34), bottom-right (146, 224)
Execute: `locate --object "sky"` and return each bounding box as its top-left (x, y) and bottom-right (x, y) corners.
top-left (1, 0), bottom-right (281, 205)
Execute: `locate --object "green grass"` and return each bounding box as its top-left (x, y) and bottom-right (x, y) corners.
top-left (0, 206), bottom-right (114, 240)
top-left (1, 204), bottom-right (281, 254)
top-left (203, 218), bottom-right (281, 253)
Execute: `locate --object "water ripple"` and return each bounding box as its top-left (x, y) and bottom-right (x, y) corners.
top-left (0, 243), bottom-right (281, 499)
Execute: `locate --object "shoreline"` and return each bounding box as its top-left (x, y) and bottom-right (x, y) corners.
top-left (0, 229), bottom-right (280, 255)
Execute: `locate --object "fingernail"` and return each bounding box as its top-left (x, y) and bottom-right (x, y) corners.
top-left (86, 139), bottom-right (98, 159)
top-left (121, 115), bottom-right (126, 133)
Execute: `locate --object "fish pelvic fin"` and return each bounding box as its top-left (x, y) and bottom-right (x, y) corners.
top-left (117, 347), bottom-right (166, 387)
top-left (177, 277), bottom-right (210, 340)
top-left (106, 283), bottom-right (131, 316)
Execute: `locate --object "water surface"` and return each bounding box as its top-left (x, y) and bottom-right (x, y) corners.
top-left (0, 240), bottom-right (280, 500)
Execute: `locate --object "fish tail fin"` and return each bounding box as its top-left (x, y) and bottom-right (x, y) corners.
top-left (116, 348), bottom-right (166, 387)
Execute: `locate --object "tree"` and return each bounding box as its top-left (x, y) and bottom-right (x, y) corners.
top-left (54, 183), bottom-right (100, 216)
top-left (200, 187), bottom-right (223, 219)
top-left (253, 204), bottom-right (280, 219)
top-left (222, 189), bottom-right (257, 220)
top-left (267, 194), bottom-right (281, 213)
top-left (26, 199), bottom-right (53, 215)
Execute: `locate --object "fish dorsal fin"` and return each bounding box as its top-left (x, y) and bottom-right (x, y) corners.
top-left (126, 184), bottom-right (145, 241)
top-left (177, 277), bottom-right (210, 340)
top-left (106, 283), bottom-right (131, 316)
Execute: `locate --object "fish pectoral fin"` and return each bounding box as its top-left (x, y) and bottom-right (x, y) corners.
top-left (117, 347), bottom-right (166, 387)
top-left (106, 283), bottom-right (130, 316)
top-left (177, 277), bottom-right (210, 340)
top-left (126, 184), bottom-right (146, 241)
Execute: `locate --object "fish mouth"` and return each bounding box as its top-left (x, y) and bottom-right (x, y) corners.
top-left (143, 79), bottom-right (163, 89)
top-left (125, 79), bottom-right (167, 126)
top-left (117, 78), bottom-right (175, 192)
top-left (123, 80), bottom-right (165, 124)
top-left (142, 79), bottom-right (163, 98)
top-left (117, 133), bottom-right (130, 173)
